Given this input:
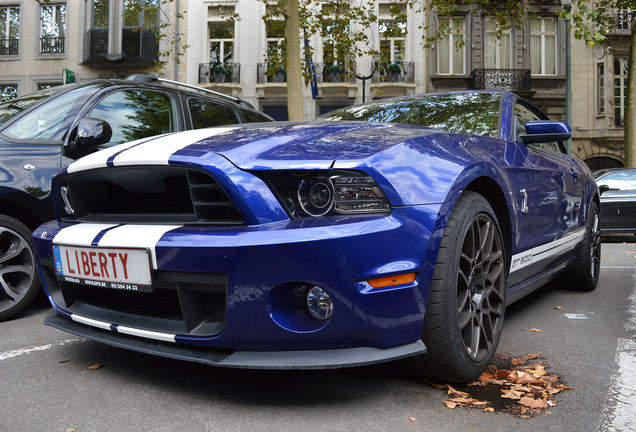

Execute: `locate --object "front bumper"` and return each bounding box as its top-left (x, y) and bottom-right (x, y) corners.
top-left (34, 205), bottom-right (444, 368)
top-left (45, 309), bottom-right (426, 369)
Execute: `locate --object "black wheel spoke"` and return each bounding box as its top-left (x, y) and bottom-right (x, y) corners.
top-left (457, 212), bottom-right (505, 364)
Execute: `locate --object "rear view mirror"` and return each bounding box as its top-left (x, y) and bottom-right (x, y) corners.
top-left (518, 121), bottom-right (571, 144)
top-left (74, 118), bottom-right (113, 148)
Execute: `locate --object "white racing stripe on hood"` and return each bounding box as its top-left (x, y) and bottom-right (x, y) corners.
top-left (52, 223), bottom-right (119, 247)
top-left (67, 136), bottom-right (160, 173)
top-left (68, 127), bottom-right (235, 173)
top-left (94, 224), bottom-right (182, 269)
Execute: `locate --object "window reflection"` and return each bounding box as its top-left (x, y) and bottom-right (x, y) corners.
top-left (317, 92), bottom-right (501, 138)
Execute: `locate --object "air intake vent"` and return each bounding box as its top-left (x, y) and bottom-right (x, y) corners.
top-left (58, 166), bottom-right (244, 225)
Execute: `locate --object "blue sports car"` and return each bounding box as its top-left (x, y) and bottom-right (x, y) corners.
top-left (32, 91), bottom-right (600, 383)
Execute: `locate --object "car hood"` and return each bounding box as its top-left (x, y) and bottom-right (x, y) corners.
top-left (67, 121), bottom-right (444, 174)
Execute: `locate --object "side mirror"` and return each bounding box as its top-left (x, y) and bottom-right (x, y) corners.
top-left (74, 118), bottom-right (113, 148)
top-left (518, 121), bottom-right (571, 144)
top-left (599, 184), bottom-right (610, 195)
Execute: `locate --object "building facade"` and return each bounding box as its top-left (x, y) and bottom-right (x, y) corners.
top-left (0, 0), bottom-right (630, 168)
top-left (0, 0), bottom-right (186, 97)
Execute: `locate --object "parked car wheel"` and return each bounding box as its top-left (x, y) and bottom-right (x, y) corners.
top-left (0, 215), bottom-right (41, 321)
top-left (401, 191), bottom-right (507, 383)
top-left (561, 201), bottom-right (601, 292)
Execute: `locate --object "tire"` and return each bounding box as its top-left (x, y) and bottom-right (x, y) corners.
top-left (400, 191), bottom-right (507, 383)
top-left (0, 215), bottom-right (41, 321)
top-left (561, 201), bottom-right (600, 292)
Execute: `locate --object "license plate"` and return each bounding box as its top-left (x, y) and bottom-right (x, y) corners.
top-left (53, 245), bottom-right (152, 292)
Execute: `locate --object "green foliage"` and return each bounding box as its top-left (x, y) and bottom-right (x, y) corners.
top-left (387, 63), bottom-right (401, 74)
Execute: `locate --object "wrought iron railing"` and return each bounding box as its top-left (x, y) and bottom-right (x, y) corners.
top-left (83, 29), bottom-right (107, 61)
top-left (371, 62), bottom-right (415, 84)
top-left (199, 63), bottom-right (241, 84)
top-left (257, 62), bottom-right (287, 83)
top-left (314, 62), bottom-right (356, 84)
top-left (615, 116), bottom-right (625, 128)
top-left (471, 69), bottom-right (532, 91)
top-left (0, 38), bottom-right (19, 56)
top-left (40, 36), bottom-right (65, 54)
top-left (121, 28), bottom-right (158, 61)
top-left (615, 10), bottom-right (633, 30)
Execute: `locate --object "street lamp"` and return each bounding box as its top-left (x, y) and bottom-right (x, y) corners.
top-left (563, 0), bottom-right (572, 155)
top-left (353, 55), bottom-right (381, 103)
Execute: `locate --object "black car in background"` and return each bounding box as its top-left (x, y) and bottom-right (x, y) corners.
top-left (0, 75), bottom-right (272, 321)
top-left (594, 167), bottom-right (636, 236)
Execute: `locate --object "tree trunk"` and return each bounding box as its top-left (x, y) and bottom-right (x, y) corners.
top-left (625, 24), bottom-right (636, 167)
top-left (284, 0), bottom-right (304, 121)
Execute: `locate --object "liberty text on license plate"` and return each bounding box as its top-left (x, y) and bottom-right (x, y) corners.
top-left (53, 245), bottom-right (152, 292)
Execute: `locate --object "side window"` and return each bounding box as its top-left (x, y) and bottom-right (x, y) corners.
top-left (241, 109), bottom-right (272, 123)
top-left (88, 90), bottom-right (175, 144)
top-left (599, 172), bottom-right (636, 191)
top-left (188, 98), bottom-right (239, 128)
top-left (514, 101), bottom-right (562, 154)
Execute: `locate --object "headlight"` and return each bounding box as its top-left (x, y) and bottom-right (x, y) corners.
top-left (263, 170), bottom-right (391, 218)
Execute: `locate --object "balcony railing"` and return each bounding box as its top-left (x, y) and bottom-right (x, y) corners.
top-left (40, 36), bottom-right (65, 54)
top-left (0, 38), bottom-right (19, 56)
top-left (371, 62), bottom-right (415, 84)
top-left (471, 69), bottom-right (532, 91)
top-left (83, 29), bottom-right (107, 61)
top-left (199, 63), bottom-right (241, 84)
top-left (315, 62), bottom-right (356, 84)
top-left (257, 62), bottom-right (287, 83)
top-left (121, 28), bottom-right (158, 61)
top-left (615, 10), bottom-right (633, 30)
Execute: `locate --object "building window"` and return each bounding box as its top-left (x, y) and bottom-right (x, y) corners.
top-left (0, 84), bottom-right (17, 101)
top-left (322, 18), bottom-right (349, 66)
top-left (124, 0), bottom-right (158, 28)
top-left (484, 17), bottom-right (510, 69)
top-left (615, 57), bottom-right (628, 128)
top-left (0, 6), bottom-right (19, 56)
top-left (438, 17), bottom-right (465, 75)
top-left (92, 0), bottom-right (108, 28)
top-left (37, 83), bottom-right (62, 91)
top-left (379, 20), bottom-right (406, 63)
top-left (616, 8), bottom-right (634, 30)
top-left (209, 22), bottom-right (234, 65)
top-left (530, 18), bottom-right (556, 75)
top-left (598, 63), bottom-right (605, 114)
top-left (266, 21), bottom-right (285, 62)
top-left (41, 4), bottom-right (66, 54)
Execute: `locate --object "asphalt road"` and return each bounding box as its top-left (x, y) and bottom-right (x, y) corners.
top-left (1, 236), bottom-right (635, 432)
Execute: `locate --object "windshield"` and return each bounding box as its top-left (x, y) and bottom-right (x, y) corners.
top-left (2, 85), bottom-right (93, 141)
top-left (0, 85), bottom-right (75, 125)
top-left (316, 92), bottom-right (502, 138)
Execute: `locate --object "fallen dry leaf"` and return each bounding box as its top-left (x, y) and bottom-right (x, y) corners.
top-left (555, 306), bottom-right (565, 310)
top-left (65, 428), bottom-right (77, 432)
top-left (89, 363), bottom-right (103, 370)
top-left (444, 400), bottom-right (458, 409)
top-left (522, 328), bottom-right (543, 332)
top-left (408, 417), bottom-right (416, 421)
top-left (519, 397), bottom-right (549, 409)
top-left (80, 371), bottom-right (86, 375)
top-left (483, 407), bottom-right (495, 412)
top-left (58, 359), bottom-right (69, 364)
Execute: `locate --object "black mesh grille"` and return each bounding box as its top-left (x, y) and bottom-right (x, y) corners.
top-left (58, 166), bottom-right (244, 225)
top-left (80, 286), bottom-right (183, 319)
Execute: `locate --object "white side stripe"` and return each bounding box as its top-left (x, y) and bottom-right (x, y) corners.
top-left (510, 229), bottom-right (585, 274)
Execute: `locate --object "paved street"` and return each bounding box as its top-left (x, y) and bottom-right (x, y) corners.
top-left (1, 237), bottom-right (635, 432)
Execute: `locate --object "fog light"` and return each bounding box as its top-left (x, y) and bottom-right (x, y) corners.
top-left (305, 286), bottom-right (333, 320)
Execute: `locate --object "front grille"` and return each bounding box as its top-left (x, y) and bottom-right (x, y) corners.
top-left (40, 257), bottom-right (228, 337)
top-left (58, 166), bottom-right (244, 225)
